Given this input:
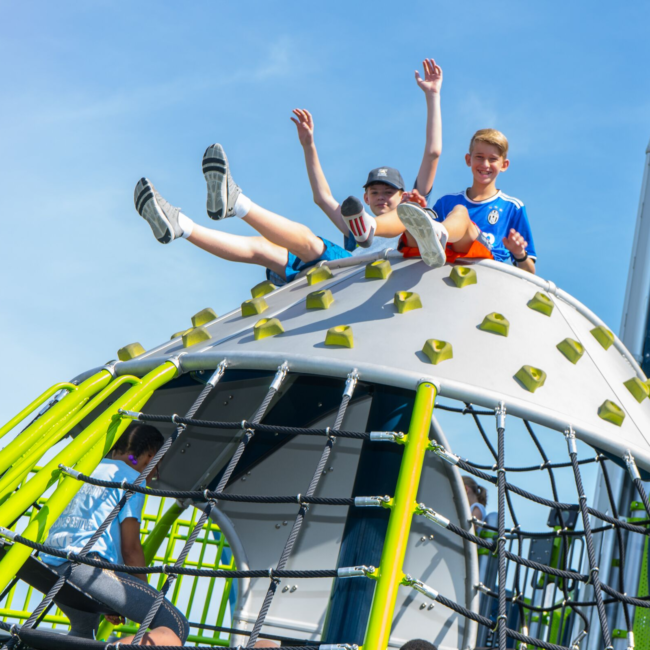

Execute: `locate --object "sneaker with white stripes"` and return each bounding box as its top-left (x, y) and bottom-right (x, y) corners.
top-left (134, 178), bottom-right (183, 244)
top-left (397, 202), bottom-right (448, 268)
top-left (203, 143), bottom-right (241, 220)
top-left (341, 196), bottom-right (377, 248)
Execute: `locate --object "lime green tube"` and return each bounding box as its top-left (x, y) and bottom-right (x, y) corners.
top-left (0, 382), bottom-right (76, 443)
top-left (363, 382), bottom-right (437, 650)
top-left (0, 370), bottom-right (113, 475)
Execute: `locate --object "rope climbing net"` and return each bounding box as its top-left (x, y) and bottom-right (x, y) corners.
top-left (0, 362), bottom-right (648, 650)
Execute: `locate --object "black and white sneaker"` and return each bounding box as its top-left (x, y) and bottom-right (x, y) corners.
top-left (134, 178), bottom-right (183, 244)
top-left (397, 202), bottom-right (448, 268)
top-left (203, 143), bottom-right (242, 220)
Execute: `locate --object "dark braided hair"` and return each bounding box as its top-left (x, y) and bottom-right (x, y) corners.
top-left (112, 422), bottom-right (164, 459)
top-left (400, 641), bottom-right (437, 650)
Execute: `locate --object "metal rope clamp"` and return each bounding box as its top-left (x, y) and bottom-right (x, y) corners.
top-left (337, 565), bottom-right (376, 579)
top-left (354, 495), bottom-right (391, 508)
top-left (416, 504), bottom-right (450, 528)
top-left (369, 431), bottom-right (405, 444)
top-left (426, 441), bottom-right (460, 465)
top-left (402, 574), bottom-right (438, 603)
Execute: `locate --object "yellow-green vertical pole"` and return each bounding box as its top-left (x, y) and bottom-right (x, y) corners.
top-left (363, 382), bottom-right (436, 650)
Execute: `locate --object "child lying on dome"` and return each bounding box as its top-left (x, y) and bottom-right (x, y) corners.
top-left (134, 59), bottom-right (481, 285)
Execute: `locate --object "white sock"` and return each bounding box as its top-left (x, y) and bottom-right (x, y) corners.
top-left (343, 210), bottom-right (376, 244)
top-left (178, 213), bottom-right (194, 239)
top-left (233, 193), bottom-right (252, 218)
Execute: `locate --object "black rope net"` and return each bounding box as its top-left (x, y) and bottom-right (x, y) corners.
top-left (1, 367), bottom-right (649, 650)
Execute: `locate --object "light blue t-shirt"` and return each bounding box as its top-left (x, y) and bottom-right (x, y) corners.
top-left (432, 190), bottom-right (537, 264)
top-left (41, 459), bottom-right (144, 567)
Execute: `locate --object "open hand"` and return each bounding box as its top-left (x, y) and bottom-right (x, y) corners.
top-left (290, 109), bottom-right (314, 147)
top-left (502, 229), bottom-right (528, 258)
top-left (401, 188), bottom-right (427, 208)
top-left (415, 58), bottom-right (442, 95)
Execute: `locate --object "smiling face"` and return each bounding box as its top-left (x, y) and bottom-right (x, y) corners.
top-left (465, 141), bottom-right (509, 190)
top-left (363, 182), bottom-right (403, 216)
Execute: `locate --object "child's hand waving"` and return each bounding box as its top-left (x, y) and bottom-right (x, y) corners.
top-left (415, 58), bottom-right (443, 95)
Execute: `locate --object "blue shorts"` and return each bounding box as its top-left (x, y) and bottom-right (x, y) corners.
top-left (266, 237), bottom-right (351, 286)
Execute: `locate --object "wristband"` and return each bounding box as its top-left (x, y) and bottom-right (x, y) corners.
top-left (513, 251), bottom-right (528, 264)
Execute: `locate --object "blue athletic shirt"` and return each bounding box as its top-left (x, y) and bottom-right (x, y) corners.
top-left (41, 459), bottom-right (145, 567)
top-left (432, 190), bottom-right (536, 264)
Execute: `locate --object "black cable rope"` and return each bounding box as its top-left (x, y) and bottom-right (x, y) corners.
top-left (246, 374), bottom-right (357, 647)
top-left (433, 403), bottom-right (495, 416)
top-left (631, 473), bottom-right (650, 519)
top-left (469, 405), bottom-right (498, 460)
top-left (466, 456), bottom-right (601, 472)
top-left (495, 407), bottom-right (507, 650)
top-left (478, 520), bottom-right (627, 538)
top-left (130, 364), bottom-right (288, 645)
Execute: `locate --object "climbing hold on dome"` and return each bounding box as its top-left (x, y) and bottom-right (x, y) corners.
top-left (325, 325), bottom-right (354, 348)
top-left (182, 327), bottom-right (212, 348)
top-left (306, 289), bottom-right (334, 310)
top-left (422, 339), bottom-right (453, 365)
top-left (557, 338), bottom-right (584, 364)
top-left (479, 313), bottom-right (510, 337)
top-left (254, 318), bottom-right (284, 340)
top-left (394, 291), bottom-right (423, 314)
top-left (170, 327), bottom-right (193, 340)
top-left (591, 326), bottom-right (614, 350)
top-left (624, 377), bottom-right (650, 403)
top-left (598, 400), bottom-right (625, 426)
top-left (307, 265), bottom-right (333, 285)
top-left (117, 342), bottom-right (145, 361)
top-left (365, 259), bottom-right (393, 280)
top-left (241, 297), bottom-right (269, 317)
top-left (527, 292), bottom-right (554, 317)
top-left (250, 280), bottom-right (277, 299)
top-left (449, 266), bottom-right (477, 288)
top-left (515, 365), bottom-right (547, 393)
top-left (192, 308), bottom-right (218, 327)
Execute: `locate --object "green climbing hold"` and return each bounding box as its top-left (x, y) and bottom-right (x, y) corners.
top-left (250, 280), bottom-right (277, 299)
top-left (182, 327), bottom-right (212, 348)
top-left (241, 297), bottom-right (269, 317)
top-left (394, 291), bottom-right (423, 314)
top-left (527, 292), bottom-right (554, 317)
top-left (449, 266), bottom-right (477, 288)
top-left (117, 342), bottom-right (145, 362)
top-left (598, 400), bottom-right (625, 426)
top-left (365, 259), bottom-right (393, 280)
top-left (515, 365), bottom-right (547, 393)
top-left (479, 313), bottom-right (510, 337)
top-left (306, 265), bottom-right (333, 285)
top-left (170, 327), bottom-right (193, 340)
top-left (325, 325), bottom-right (354, 348)
top-left (557, 338), bottom-right (584, 364)
top-left (192, 307), bottom-right (218, 327)
top-left (591, 326), bottom-right (615, 350)
top-left (422, 339), bottom-right (453, 365)
top-left (624, 377), bottom-right (650, 403)
top-left (254, 318), bottom-right (284, 340)
top-left (306, 289), bottom-right (334, 310)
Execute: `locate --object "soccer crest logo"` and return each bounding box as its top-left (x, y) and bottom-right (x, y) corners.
top-left (488, 209), bottom-right (500, 225)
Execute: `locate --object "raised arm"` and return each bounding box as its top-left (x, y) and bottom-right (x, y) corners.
top-left (414, 58), bottom-right (443, 197)
top-left (291, 109), bottom-right (347, 235)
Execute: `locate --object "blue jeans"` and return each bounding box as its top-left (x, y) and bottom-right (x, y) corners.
top-left (52, 561), bottom-right (189, 642)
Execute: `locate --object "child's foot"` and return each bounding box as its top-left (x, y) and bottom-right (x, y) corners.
top-left (203, 143), bottom-right (242, 220)
top-left (134, 178), bottom-right (183, 244)
top-left (341, 196), bottom-right (376, 248)
top-left (397, 203), bottom-right (448, 268)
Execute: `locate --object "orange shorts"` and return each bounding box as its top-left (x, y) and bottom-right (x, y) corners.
top-left (397, 233), bottom-right (493, 263)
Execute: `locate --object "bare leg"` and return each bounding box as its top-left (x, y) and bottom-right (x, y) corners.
top-left (188, 223), bottom-right (289, 279)
top-left (242, 203), bottom-right (325, 262)
top-left (119, 626), bottom-right (182, 646)
top-left (442, 204), bottom-right (479, 252)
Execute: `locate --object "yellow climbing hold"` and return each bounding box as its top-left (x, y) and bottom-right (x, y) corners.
top-left (394, 291), bottom-right (423, 314)
top-left (449, 266), bottom-right (477, 288)
top-left (624, 377), bottom-right (650, 403)
top-left (170, 327), bottom-right (193, 340)
top-left (422, 339), bottom-right (453, 365)
top-left (591, 326), bottom-right (615, 350)
top-left (117, 343), bottom-right (145, 362)
top-left (598, 400), bottom-right (625, 427)
top-left (325, 325), bottom-right (354, 348)
top-left (479, 313), bottom-right (510, 337)
top-left (254, 318), bottom-right (284, 340)
top-left (527, 292), bottom-right (554, 317)
top-left (306, 265), bottom-right (333, 286)
top-left (241, 297), bottom-right (269, 317)
top-left (192, 308), bottom-right (218, 327)
top-left (182, 327), bottom-right (212, 348)
top-left (250, 280), bottom-right (277, 299)
top-left (557, 338), bottom-right (584, 364)
top-left (306, 289), bottom-right (334, 310)
top-left (515, 365), bottom-right (547, 393)
top-left (365, 259), bottom-right (392, 280)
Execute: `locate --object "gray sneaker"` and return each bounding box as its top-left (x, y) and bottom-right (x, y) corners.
top-left (203, 143), bottom-right (242, 220)
top-left (397, 202), bottom-right (448, 268)
top-left (134, 178), bottom-right (183, 244)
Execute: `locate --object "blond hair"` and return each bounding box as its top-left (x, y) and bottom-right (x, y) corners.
top-left (469, 128), bottom-right (509, 158)
top-left (462, 475), bottom-right (488, 506)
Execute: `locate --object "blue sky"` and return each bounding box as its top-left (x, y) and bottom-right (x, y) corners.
top-left (1, 1), bottom-right (650, 513)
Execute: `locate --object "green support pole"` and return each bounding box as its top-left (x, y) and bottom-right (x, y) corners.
top-left (362, 382), bottom-right (437, 650)
top-left (0, 370), bottom-right (113, 475)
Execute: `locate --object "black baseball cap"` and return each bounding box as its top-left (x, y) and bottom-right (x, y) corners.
top-left (363, 167), bottom-right (405, 191)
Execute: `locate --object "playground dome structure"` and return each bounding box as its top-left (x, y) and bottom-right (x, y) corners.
top-left (1, 144), bottom-right (650, 650)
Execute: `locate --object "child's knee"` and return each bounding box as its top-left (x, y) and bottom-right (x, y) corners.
top-left (449, 204), bottom-right (470, 221)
